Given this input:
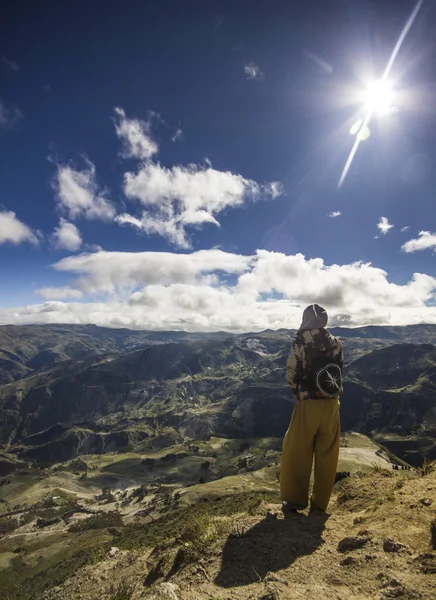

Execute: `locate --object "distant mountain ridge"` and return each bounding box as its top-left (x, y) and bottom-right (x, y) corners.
top-left (0, 323), bottom-right (435, 469)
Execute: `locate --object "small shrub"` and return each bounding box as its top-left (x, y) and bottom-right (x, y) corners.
top-left (370, 493), bottom-right (395, 511)
top-left (131, 485), bottom-right (148, 503)
top-left (0, 517), bottom-right (20, 535)
top-left (39, 496), bottom-right (57, 509)
top-left (231, 521), bottom-right (247, 538)
top-left (88, 544), bottom-right (108, 565)
top-left (430, 519), bottom-right (436, 550)
top-left (371, 497), bottom-right (385, 511)
top-left (180, 514), bottom-right (215, 557)
top-left (336, 485), bottom-right (353, 505)
top-left (246, 493), bottom-right (264, 515)
top-left (36, 516), bottom-right (61, 528)
top-left (418, 459), bottom-right (435, 477)
top-left (108, 580), bottom-right (136, 600)
top-left (68, 510), bottom-right (123, 533)
top-left (98, 487), bottom-right (116, 503)
top-left (395, 478), bottom-right (405, 490)
top-left (370, 463), bottom-right (393, 476)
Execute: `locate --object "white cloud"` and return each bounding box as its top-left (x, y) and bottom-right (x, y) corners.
top-left (237, 251), bottom-right (436, 311)
top-left (0, 210), bottom-right (37, 245)
top-left (402, 231), bottom-right (436, 253)
top-left (112, 106), bottom-right (282, 246)
top-left (52, 248), bottom-right (251, 295)
top-left (172, 128), bottom-right (183, 143)
top-left (52, 218), bottom-right (82, 251)
top-left (120, 161), bottom-right (281, 247)
top-left (2, 57), bottom-right (20, 72)
top-left (329, 211), bottom-right (341, 218)
top-left (377, 216), bottom-right (394, 235)
top-left (54, 161), bottom-right (115, 221)
top-left (114, 107), bottom-right (158, 160)
top-left (244, 62), bottom-right (264, 81)
top-left (0, 99), bottom-right (23, 129)
top-left (267, 182), bottom-right (283, 199)
top-left (35, 286), bottom-right (84, 300)
top-left (3, 249), bottom-right (436, 331)
top-left (116, 212), bottom-right (192, 249)
top-left (401, 226), bottom-right (410, 233)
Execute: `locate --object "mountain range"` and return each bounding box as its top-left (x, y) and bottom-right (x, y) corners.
top-left (1, 323), bottom-right (435, 472)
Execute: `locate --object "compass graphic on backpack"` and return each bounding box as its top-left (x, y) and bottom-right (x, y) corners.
top-left (315, 363), bottom-right (342, 398)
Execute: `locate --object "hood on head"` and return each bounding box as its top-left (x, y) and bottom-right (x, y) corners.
top-left (299, 304), bottom-right (328, 332)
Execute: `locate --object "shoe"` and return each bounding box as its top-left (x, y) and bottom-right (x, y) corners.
top-left (309, 499), bottom-right (328, 516)
top-left (281, 501), bottom-right (303, 515)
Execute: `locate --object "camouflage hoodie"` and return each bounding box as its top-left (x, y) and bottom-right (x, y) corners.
top-left (286, 304), bottom-right (344, 400)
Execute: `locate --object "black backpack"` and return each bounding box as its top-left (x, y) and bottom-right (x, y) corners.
top-left (299, 335), bottom-right (343, 399)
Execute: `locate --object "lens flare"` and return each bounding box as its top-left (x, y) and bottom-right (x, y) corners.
top-left (338, 0), bottom-right (424, 188)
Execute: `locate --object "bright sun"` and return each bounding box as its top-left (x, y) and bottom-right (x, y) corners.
top-left (361, 79), bottom-right (395, 117)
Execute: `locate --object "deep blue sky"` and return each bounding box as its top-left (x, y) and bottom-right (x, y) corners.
top-left (1, 0), bottom-right (435, 329)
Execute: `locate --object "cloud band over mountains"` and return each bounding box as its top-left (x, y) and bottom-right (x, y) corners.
top-left (2, 248), bottom-right (436, 331)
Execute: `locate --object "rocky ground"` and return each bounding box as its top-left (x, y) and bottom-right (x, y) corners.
top-left (45, 465), bottom-right (436, 600)
top-left (0, 450), bottom-right (434, 600)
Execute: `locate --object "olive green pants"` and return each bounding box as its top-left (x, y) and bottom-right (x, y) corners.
top-left (280, 398), bottom-right (340, 511)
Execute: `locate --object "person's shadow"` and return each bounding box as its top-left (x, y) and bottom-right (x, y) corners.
top-left (215, 511), bottom-right (328, 587)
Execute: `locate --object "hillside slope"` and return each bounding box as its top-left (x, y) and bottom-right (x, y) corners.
top-left (0, 324), bottom-right (231, 379)
top-left (0, 325), bottom-right (436, 467)
top-left (1, 462), bottom-right (434, 600)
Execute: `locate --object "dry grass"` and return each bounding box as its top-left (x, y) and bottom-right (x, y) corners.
top-left (108, 579), bottom-right (136, 600)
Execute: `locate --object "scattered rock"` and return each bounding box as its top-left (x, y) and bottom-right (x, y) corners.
top-left (259, 593), bottom-right (279, 600)
top-left (379, 589), bottom-right (404, 599)
top-left (415, 552), bottom-right (436, 560)
top-left (358, 529), bottom-right (371, 537)
top-left (414, 552), bottom-right (436, 574)
top-left (419, 497), bottom-right (433, 507)
top-left (264, 572), bottom-right (289, 586)
top-left (340, 556), bottom-right (356, 566)
top-left (142, 582), bottom-right (180, 600)
top-left (378, 578), bottom-right (406, 598)
top-left (381, 578), bottom-right (402, 589)
top-left (109, 546), bottom-right (120, 557)
top-left (337, 536), bottom-right (369, 553)
top-left (335, 471), bottom-right (351, 483)
top-left (383, 539), bottom-right (409, 553)
top-left (353, 516), bottom-right (364, 525)
top-left (431, 519), bottom-right (436, 549)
